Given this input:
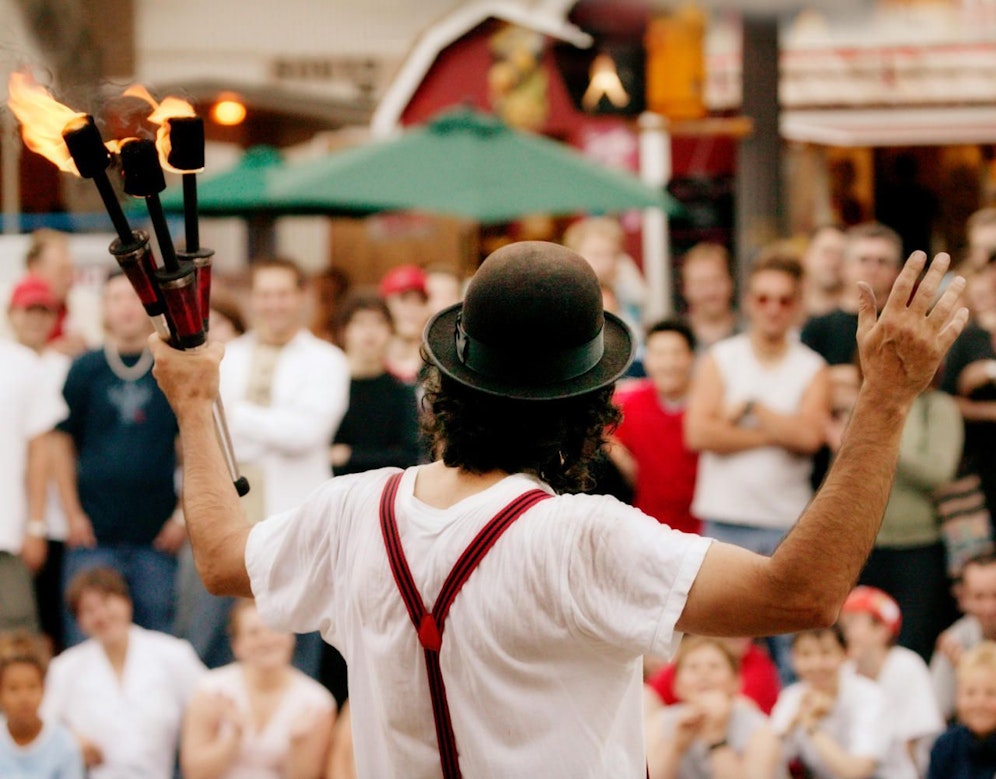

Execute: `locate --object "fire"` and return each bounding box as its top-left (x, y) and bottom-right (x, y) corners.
top-left (6, 71), bottom-right (86, 175)
top-left (124, 85), bottom-right (200, 173)
top-left (104, 137), bottom-right (141, 155)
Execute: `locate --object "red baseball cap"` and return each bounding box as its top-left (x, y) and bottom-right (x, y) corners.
top-left (842, 586), bottom-right (902, 637)
top-left (378, 265), bottom-right (428, 299)
top-left (9, 276), bottom-right (59, 311)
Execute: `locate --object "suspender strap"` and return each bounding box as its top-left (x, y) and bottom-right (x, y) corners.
top-left (379, 471), bottom-right (551, 778)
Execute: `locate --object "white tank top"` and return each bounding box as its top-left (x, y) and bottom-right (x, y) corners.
top-left (692, 333), bottom-right (825, 529)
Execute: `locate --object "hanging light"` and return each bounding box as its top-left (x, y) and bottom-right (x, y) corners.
top-left (582, 52), bottom-right (630, 112)
top-left (210, 93), bottom-right (247, 126)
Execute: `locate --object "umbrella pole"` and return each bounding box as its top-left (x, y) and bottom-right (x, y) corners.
top-left (639, 112), bottom-right (673, 322)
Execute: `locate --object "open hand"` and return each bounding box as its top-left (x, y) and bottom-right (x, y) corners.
top-left (856, 251), bottom-right (968, 407)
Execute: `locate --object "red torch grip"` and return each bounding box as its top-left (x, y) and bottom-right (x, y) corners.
top-left (109, 231), bottom-right (164, 316)
top-left (178, 248), bottom-right (214, 333)
top-left (158, 267), bottom-right (206, 350)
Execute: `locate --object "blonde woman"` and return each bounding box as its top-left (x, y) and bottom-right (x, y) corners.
top-left (181, 599), bottom-right (335, 779)
top-left (646, 636), bottom-right (784, 779)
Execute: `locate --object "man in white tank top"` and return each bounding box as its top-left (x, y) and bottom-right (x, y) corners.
top-left (686, 249), bottom-right (830, 676)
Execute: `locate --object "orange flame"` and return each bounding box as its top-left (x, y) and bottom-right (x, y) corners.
top-left (104, 137), bottom-right (141, 155)
top-left (6, 71), bottom-right (86, 175)
top-left (124, 84), bottom-right (200, 173)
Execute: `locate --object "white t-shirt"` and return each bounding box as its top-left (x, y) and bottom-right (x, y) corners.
top-left (772, 669), bottom-right (916, 779)
top-left (42, 626), bottom-right (205, 779)
top-left (246, 466), bottom-right (712, 778)
top-left (0, 341), bottom-right (67, 552)
top-left (195, 663), bottom-right (336, 779)
top-left (39, 349), bottom-right (71, 541)
top-left (692, 333), bottom-right (825, 529)
top-left (870, 646), bottom-right (944, 745)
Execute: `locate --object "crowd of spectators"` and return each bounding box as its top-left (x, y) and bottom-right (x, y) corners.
top-left (2, 210), bottom-right (996, 777)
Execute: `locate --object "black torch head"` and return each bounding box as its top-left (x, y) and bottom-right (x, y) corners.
top-left (62, 115), bottom-right (111, 179)
top-left (121, 139), bottom-right (167, 197)
top-left (165, 117), bottom-right (205, 171)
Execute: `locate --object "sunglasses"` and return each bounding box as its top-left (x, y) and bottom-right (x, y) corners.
top-left (752, 293), bottom-right (795, 308)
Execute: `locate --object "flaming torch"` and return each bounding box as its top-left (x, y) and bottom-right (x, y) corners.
top-left (7, 72), bottom-right (249, 497)
top-left (129, 87), bottom-right (213, 333)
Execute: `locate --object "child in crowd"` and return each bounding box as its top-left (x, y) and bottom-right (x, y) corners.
top-left (840, 586), bottom-right (944, 773)
top-left (645, 635), bottom-right (784, 779)
top-left (0, 632), bottom-right (83, 778)
top-left (932, 553), bottom-right (996, 720)
top-left (772, 626), bottom-right (916, 779)
top-left (646, 636), bottom-right (781, 715)
top-left (928, 641), bottom-right (996, 778)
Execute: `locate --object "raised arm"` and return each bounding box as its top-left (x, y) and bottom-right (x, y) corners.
top-left (149, 338), bottom-right (252, 597)
top-left (678, 252), bottom-right (969, 636)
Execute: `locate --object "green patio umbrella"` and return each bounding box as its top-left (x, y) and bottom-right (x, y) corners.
top-left (268, 108), bottom-right (679, 222)
top-left (160, 145), bottom-right (310, 216)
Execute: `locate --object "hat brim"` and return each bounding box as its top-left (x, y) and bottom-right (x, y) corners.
top-left (422, 303), bottom-right (635, 401)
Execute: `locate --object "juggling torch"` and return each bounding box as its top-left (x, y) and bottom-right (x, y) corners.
top-left (163, 115), bottom-right (213, 333)
top-left (116, 138), bottom-right (249, 497)
top-left (60, 116), bottom-right (170, 334)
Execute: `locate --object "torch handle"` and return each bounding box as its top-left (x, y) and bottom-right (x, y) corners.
top-left (183, 174), bottom-right (199, 252)
top-left (212, 397), bottom-right (250, 497)
top-left (146, 194), bottom-right (180, 273)
top-left (93, 173), bottom-right (134, 244)
top-left (161, 330), bottom-right (249, 498)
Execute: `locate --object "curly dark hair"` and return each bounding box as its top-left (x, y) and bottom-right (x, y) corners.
top-left (420, 366), bottom-right (621, 494)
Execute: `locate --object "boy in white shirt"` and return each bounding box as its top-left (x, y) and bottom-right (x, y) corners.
top-left (840, 586), bottom-right (944, 774)
top-left (772, 626), bottom-right (917, 779)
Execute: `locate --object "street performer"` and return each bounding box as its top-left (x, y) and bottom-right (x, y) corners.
top-left (149, 241), bottom-right (967, 778)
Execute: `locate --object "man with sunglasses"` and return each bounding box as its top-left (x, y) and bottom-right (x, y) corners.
top-left (685, 248), bottom-right (831, 678)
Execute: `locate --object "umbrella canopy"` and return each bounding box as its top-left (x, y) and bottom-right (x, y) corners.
top-left (160, 145), bottom-right (307, 216)
top-left (269, 108), bottom-right (679, 222)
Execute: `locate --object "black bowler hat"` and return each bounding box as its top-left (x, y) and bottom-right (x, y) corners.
top-left (423, 241), bottom-right (635, 400)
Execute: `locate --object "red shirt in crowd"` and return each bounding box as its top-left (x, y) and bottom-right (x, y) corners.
top-left (613, 380), bottom-right (700, 535)
top-left (645, 642), bottom-right (781, 715)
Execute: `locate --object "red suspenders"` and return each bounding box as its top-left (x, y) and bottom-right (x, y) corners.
top-left (379, 471), bottom-right (551, 778)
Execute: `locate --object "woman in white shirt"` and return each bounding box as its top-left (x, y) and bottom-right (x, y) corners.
top-left (42, 566), bottom-right (205, 779)
top-left (181, 599), bottom-right (335, 779)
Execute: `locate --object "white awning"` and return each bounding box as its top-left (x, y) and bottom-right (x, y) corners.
top-left (781, 106), bottom-right (996, 147)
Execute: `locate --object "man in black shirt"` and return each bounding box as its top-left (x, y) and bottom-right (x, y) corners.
top-left (802, 223), bottom-right (903, 492)
top-left (801, 222), bottom-right (904, 368)
top-left (941, 271), bottom-right (996, 517)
